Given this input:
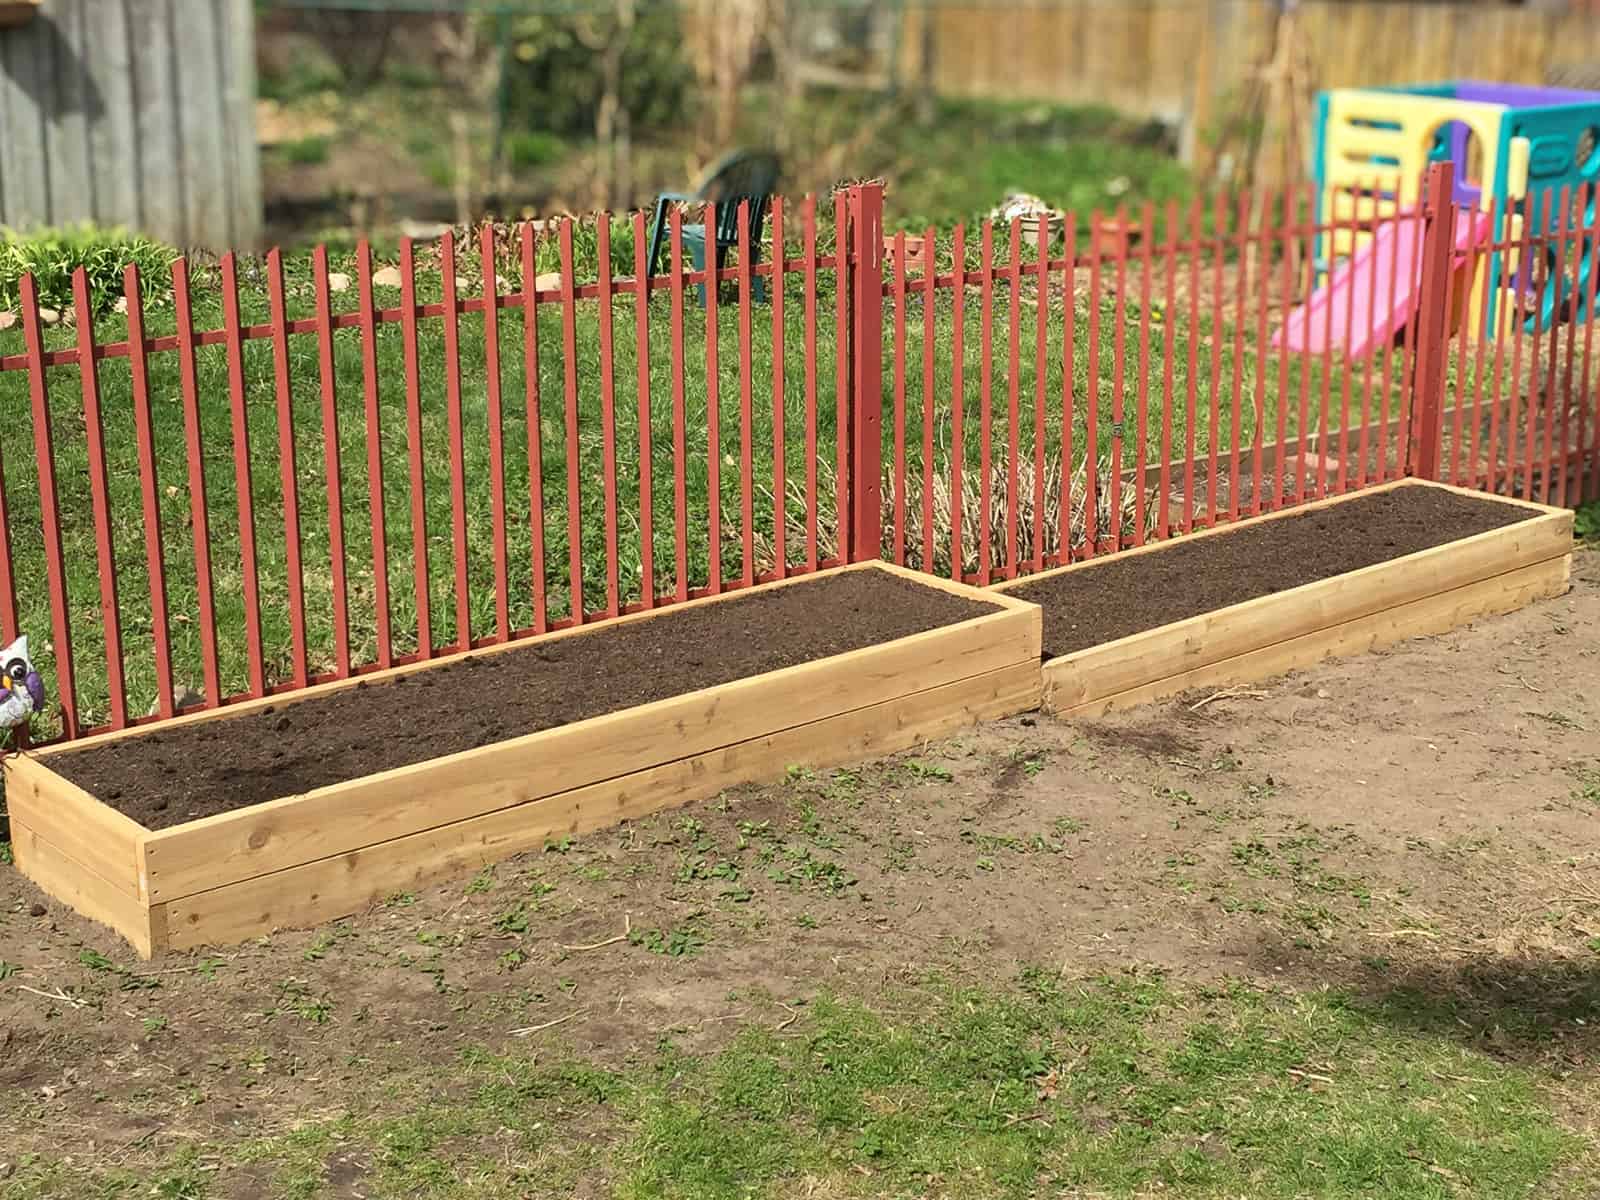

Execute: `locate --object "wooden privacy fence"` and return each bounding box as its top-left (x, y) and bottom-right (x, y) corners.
top-left (889, 2), bottom-right (1600, 160)
top-left (0, 165), bottom-right (1594, 744)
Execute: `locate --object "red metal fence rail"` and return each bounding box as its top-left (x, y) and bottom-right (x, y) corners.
top-left (0, 163), bottom-right (1594, 744)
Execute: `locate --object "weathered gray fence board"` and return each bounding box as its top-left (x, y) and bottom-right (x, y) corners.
top-left (86, 0), bottom-right (139, 226)
top-left (47, 0), bottom-right (94, 225)
top-left (222, 0), bottom-right (258, 252)
top-left (175, 0), bottom-right (226, 249)
top-left (0, 0), bottom-right (260, 249)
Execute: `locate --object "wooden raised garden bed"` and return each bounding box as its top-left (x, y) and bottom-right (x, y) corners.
top-left (6, 562), bottom-right (1041, 958)
top-left (994, 479), bottom-right (1572, 718)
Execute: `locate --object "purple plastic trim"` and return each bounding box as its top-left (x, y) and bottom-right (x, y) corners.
top-left (1449, 81), bottom-right (1600, 107)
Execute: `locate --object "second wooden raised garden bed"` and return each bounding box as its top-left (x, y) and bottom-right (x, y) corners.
top-left (7, 562), bottom-right (1041, 958)
top-left (995, 479), bottom-right (1573, 717)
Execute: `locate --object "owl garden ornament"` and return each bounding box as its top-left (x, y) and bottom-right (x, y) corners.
top-left (0, 636), bottom-right (45, 730)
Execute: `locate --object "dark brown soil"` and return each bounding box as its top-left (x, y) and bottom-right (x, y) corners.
top-left (52, 570), bottom-right (996, 830)
top-left (1010, 485), bottom-right (1542, 659)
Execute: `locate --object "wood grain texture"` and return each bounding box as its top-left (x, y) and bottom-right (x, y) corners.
top-left (4, 753), bottom-right (146, 899)
top-left (162, 660), bottom-right (1042, 950)
top-left (1053, 556), bottom-right (1570, 719)
top-left (902, 1), bottom-right (1600, 165)
top-left (10, 820), bottom-right (160, 958)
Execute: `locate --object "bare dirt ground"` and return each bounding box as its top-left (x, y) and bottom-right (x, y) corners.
top-left (2, 549), bottom-right (1598, 1193)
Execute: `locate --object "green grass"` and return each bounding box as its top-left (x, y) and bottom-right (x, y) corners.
top-left (1577, 499), bottom-right (1600, 541)
top-left (870, 96), bottom-right (1192, 235)
top-left (276, 135), bottom-right (333, 167)
top-left (4, 970), bottom-right (1583, 1198)
top-left (0, 231), bottom-right (1402, 735)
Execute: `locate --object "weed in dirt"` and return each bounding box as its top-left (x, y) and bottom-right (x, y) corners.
top-left (1156, 784), bottom-right (1198, 806)
top-left (464, 865), bottom-right (496, 894)
top-left (494, 905), bottom-right (531, 935)
top-left (821, 767), bottom-right (865, 804)
top-left (544, 836), bottom-right (574, 854)
top-left (301, 927), bottom-right (350, 961)
top-left (796, 913), bottom-right (819, 929)
top-left (629, 925), bottom-right (705, 957)
top-left (77, 948), bottom-right (115, 973)
top-left (195, 957), bottom-right (226, 982)
top-left (676, 857), bottom-right (740, 884)
top-left (0, 839), bottom-right (10, 864)
top-left (1528, 710), bottom-right (1589, 731)
top-left (768, 847), bottom-right (855, 894)
top-left (1003, 745), bottom-right (1052, 778)
top-left (0, 958), bottom-right (17, 979)
top-left (1209, 749), bottom-right (1242, 772)
top-left (385, 891), bottom-right (418, 907)
top-left (498, 948), bottom-right (527, 972)
top-left (1053, 816), bottom-right (1086, 837)
top-left (272, 980), bottom-right (334, 1025)
top-left (1245, 776), bottom-right (1281, 800)
top-left (1569, 763), bottom-right (1600, 808)
top-left (884, 833), bottom-right (918, 871)
top-left (793, 802), bottom-right (842, 849)
top-left (961, 829), bottom-right (1026, 854)
top-left (901, 759), bottom-right (955, 783)
top-left (1231, 838), bottom-right (1277, 876)
top-left (141, 1015), bottom-right (169, 1038)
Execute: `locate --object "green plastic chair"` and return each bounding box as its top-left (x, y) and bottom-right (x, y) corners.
top-left (647, 149), bottom-right (780, 303)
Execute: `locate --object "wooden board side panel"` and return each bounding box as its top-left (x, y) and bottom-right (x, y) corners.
top-left (11, 821), bottom-right (159, 959)
top-left (163, 661), bottom-right (1041, 950)
top-left (1043, 513), bottom-right (1573, 708)
top-left (143, 608), bottom-right (1038, 901)
top-left (1049, 556), bottom-right (1570, 719)
top-left (4, 755), bottom-right (145, 900)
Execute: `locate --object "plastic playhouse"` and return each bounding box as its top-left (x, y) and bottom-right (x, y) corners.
top-left (1279, 81), bottom-right (1600, 357)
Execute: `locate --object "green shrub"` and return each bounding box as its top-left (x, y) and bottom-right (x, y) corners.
top-left (504, 129), bottom-right (566, 171)
top-left (502, 9), bottom-right (692, 141)
top-left (1577, 501), bottom-right (1599, 542)
top-left (533, 213), bottom-right (638, 280)
top-left (280, 135), bottom-right (331, 166)
top-left (0, 224), bottom-right (178, 318)
top-left (258, 50), bottom-right (344, 103)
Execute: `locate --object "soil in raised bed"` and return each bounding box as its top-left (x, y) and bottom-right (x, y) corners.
top-left (53, 570), bottom-right (998, 829)
top-left (1010, 485), bottom-right (1544, 660)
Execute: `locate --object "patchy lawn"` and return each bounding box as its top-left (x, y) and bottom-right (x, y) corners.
top-left (2, 550), bottom-right (1598, 1198)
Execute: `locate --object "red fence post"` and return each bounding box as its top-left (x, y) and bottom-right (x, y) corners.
top-left (1408, 161), bottom-right (1457, 481)
top-left (847, 182), bottom-right (885, 561)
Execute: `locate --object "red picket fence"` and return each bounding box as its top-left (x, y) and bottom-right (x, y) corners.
top-left (0, 163), bottom-right (1593, 744)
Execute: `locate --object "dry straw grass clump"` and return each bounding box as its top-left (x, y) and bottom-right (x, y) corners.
top-left (733, 455), bottom-right (1181, 582)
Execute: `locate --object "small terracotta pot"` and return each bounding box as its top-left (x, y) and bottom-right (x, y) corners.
top-left (884, 233), bottom-right (930, 276)
top-left (1092, 220), bottom-right (1142, 259)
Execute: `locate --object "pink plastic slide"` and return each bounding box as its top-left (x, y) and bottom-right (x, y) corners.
top-left (1275, 209), bottom-right (1491, 358)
